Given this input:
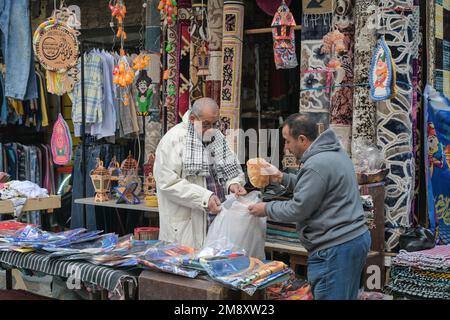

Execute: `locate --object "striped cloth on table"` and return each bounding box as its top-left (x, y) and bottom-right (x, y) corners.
top-left (0, 251), bottom-right (137, 295)
top-left (266, 235), bottom-right (301, 245)
top-left (387, 266), bottom-right (450, 300)
top-left (267, 228), bottom-right (299, 239)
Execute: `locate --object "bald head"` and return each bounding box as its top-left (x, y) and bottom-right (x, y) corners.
top-left (191, 97), bottom-right (219, 117)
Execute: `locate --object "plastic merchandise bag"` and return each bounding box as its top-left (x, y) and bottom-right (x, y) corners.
top-left (204, 191), bottom-right (267, 260)
top-left (352, 140), bottom-right (385, 174)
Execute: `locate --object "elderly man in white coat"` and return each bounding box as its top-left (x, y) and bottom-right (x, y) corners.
top-left (154, 97), bottom-right (247, 249)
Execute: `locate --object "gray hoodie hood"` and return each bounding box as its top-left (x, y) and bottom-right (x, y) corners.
top-left (300, 129), bottom-right (342, 164)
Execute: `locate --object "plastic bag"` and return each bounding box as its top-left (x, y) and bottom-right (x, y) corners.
top-left (352, 139), bottom-right (385, 174)
top-left (399, 226), bottom-right (436, 252)
top-left (204, 191), bottom-right (267, 260)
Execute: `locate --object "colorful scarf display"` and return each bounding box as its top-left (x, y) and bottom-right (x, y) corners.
top-left (424, 85), bottom-right (450, 245)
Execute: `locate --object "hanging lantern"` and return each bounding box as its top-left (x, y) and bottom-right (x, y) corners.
top-left (271, 0), bottom-right (298, 70)
top-left (90, 159), bottom-right (112, 202)
top-left (197, 42), bottom-right (210, 76)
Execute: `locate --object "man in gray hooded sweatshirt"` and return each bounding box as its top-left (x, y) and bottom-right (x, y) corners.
top-left (249, 113), bottom-right (371, 300)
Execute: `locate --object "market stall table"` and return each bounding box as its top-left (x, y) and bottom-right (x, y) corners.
top-left (0, 251), bottom-right (137, 300)
top-left (138, 270), bottom-right (264, 300)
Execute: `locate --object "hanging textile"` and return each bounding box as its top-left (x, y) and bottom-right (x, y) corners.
top-left (298, 0), bottom-right (332, 127)
top-left (424, 85), bottom-right (450, 245)
top-left (433, 0), bottom-right (450, 98)
top-left (376, 2), bottom-right (418, 252)
top-left (369, 36), bottom-right (397, 101)
top-left (145, 53), bottom-right (162, 158)
top-left (219, 0), bottom-right (245, 153)
top-left (189, 0), bottom-right (208, 104)
top-left (51, 114), bottom-right (73, 165)
top-left (302, 0), bottom-right (333, 29)
top-left (176, 1), bottom-right (192, 118)
top-left (351, 0), bottom-right (377, 147)
top-left (330, 0), bottom-right (354, 127)
top-left (165, 17), bottom-right (178, 129)
top-left (206, 0), bottom-right (224, 107)
top-left (271, 1), bottom-right (298, 70)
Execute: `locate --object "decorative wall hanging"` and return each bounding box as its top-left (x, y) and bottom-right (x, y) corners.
top-left (370, 36), bottom-right (397, 101)
top-left (220, 0), bottom-right (245, 154)
top-left (271, 1), bottom-right (298, 70)
top-left (425, 85), bottom-right (450, 245)
top-left (135, 70), bottom-right (154, 116)
top-left (33, 20), bottom-right (79, 73)
top-left (90, 159), bottom-right (112, 202)
top-left (330, 0), bottom-right (355, 127)
top-left (302, 0), bottom-right (333, 29)
top-left (33, 4), bottom-right (81, 96)
top-left (321, 29), bottom-right (346, 55)
top-left (51, 114), bottom-right (73, 165)
top-left (205, 0), bottom-right (224, 108)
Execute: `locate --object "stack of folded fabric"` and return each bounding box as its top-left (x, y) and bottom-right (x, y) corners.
top-left (266, 220), bottom-right (300, 245)
top-left (387, 245), bottom-right (450, 299)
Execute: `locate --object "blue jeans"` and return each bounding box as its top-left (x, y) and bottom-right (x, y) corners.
top-left (0, 0), bottom-right (38, 100)
top-left (307, 231), bottom-right (371, 300)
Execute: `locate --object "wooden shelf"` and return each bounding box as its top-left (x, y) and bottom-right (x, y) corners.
top-left (0, 195), bottom-right (61, 215)
top-left (74, 197), bottom-right (159, 213)
top-left (244, 25), bottom-right (302, 35)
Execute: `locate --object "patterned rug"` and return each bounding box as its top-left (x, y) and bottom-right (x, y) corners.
top-left (377, 1), bottom-right (418, 252)
top-left (206, 0), bottom-right (224, 107)
top-left (189, 1), bottom-right (208, 104)
top-left (220, 0), bottom-right (245, 153)
top-left (330, 0), bottom-right (355, 127)
top-left (351, 0), bottom-right (378, 146)
top-left (434, 0), bottom-right (450, 98)
top-left (166, 23), bottom-right (178, 129)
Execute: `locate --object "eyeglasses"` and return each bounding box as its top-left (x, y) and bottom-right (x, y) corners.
top-left (194, 117), bottom-right (221, 130)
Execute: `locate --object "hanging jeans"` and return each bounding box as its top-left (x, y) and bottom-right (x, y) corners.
top-left (307, 230), bottom-right (371, 300)
top-left (0, 73), bottom-right (8, 125)
top-left (71, 144), bottom-right (103, 231)
top-left (0, 0), bottom-right (38, 100)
